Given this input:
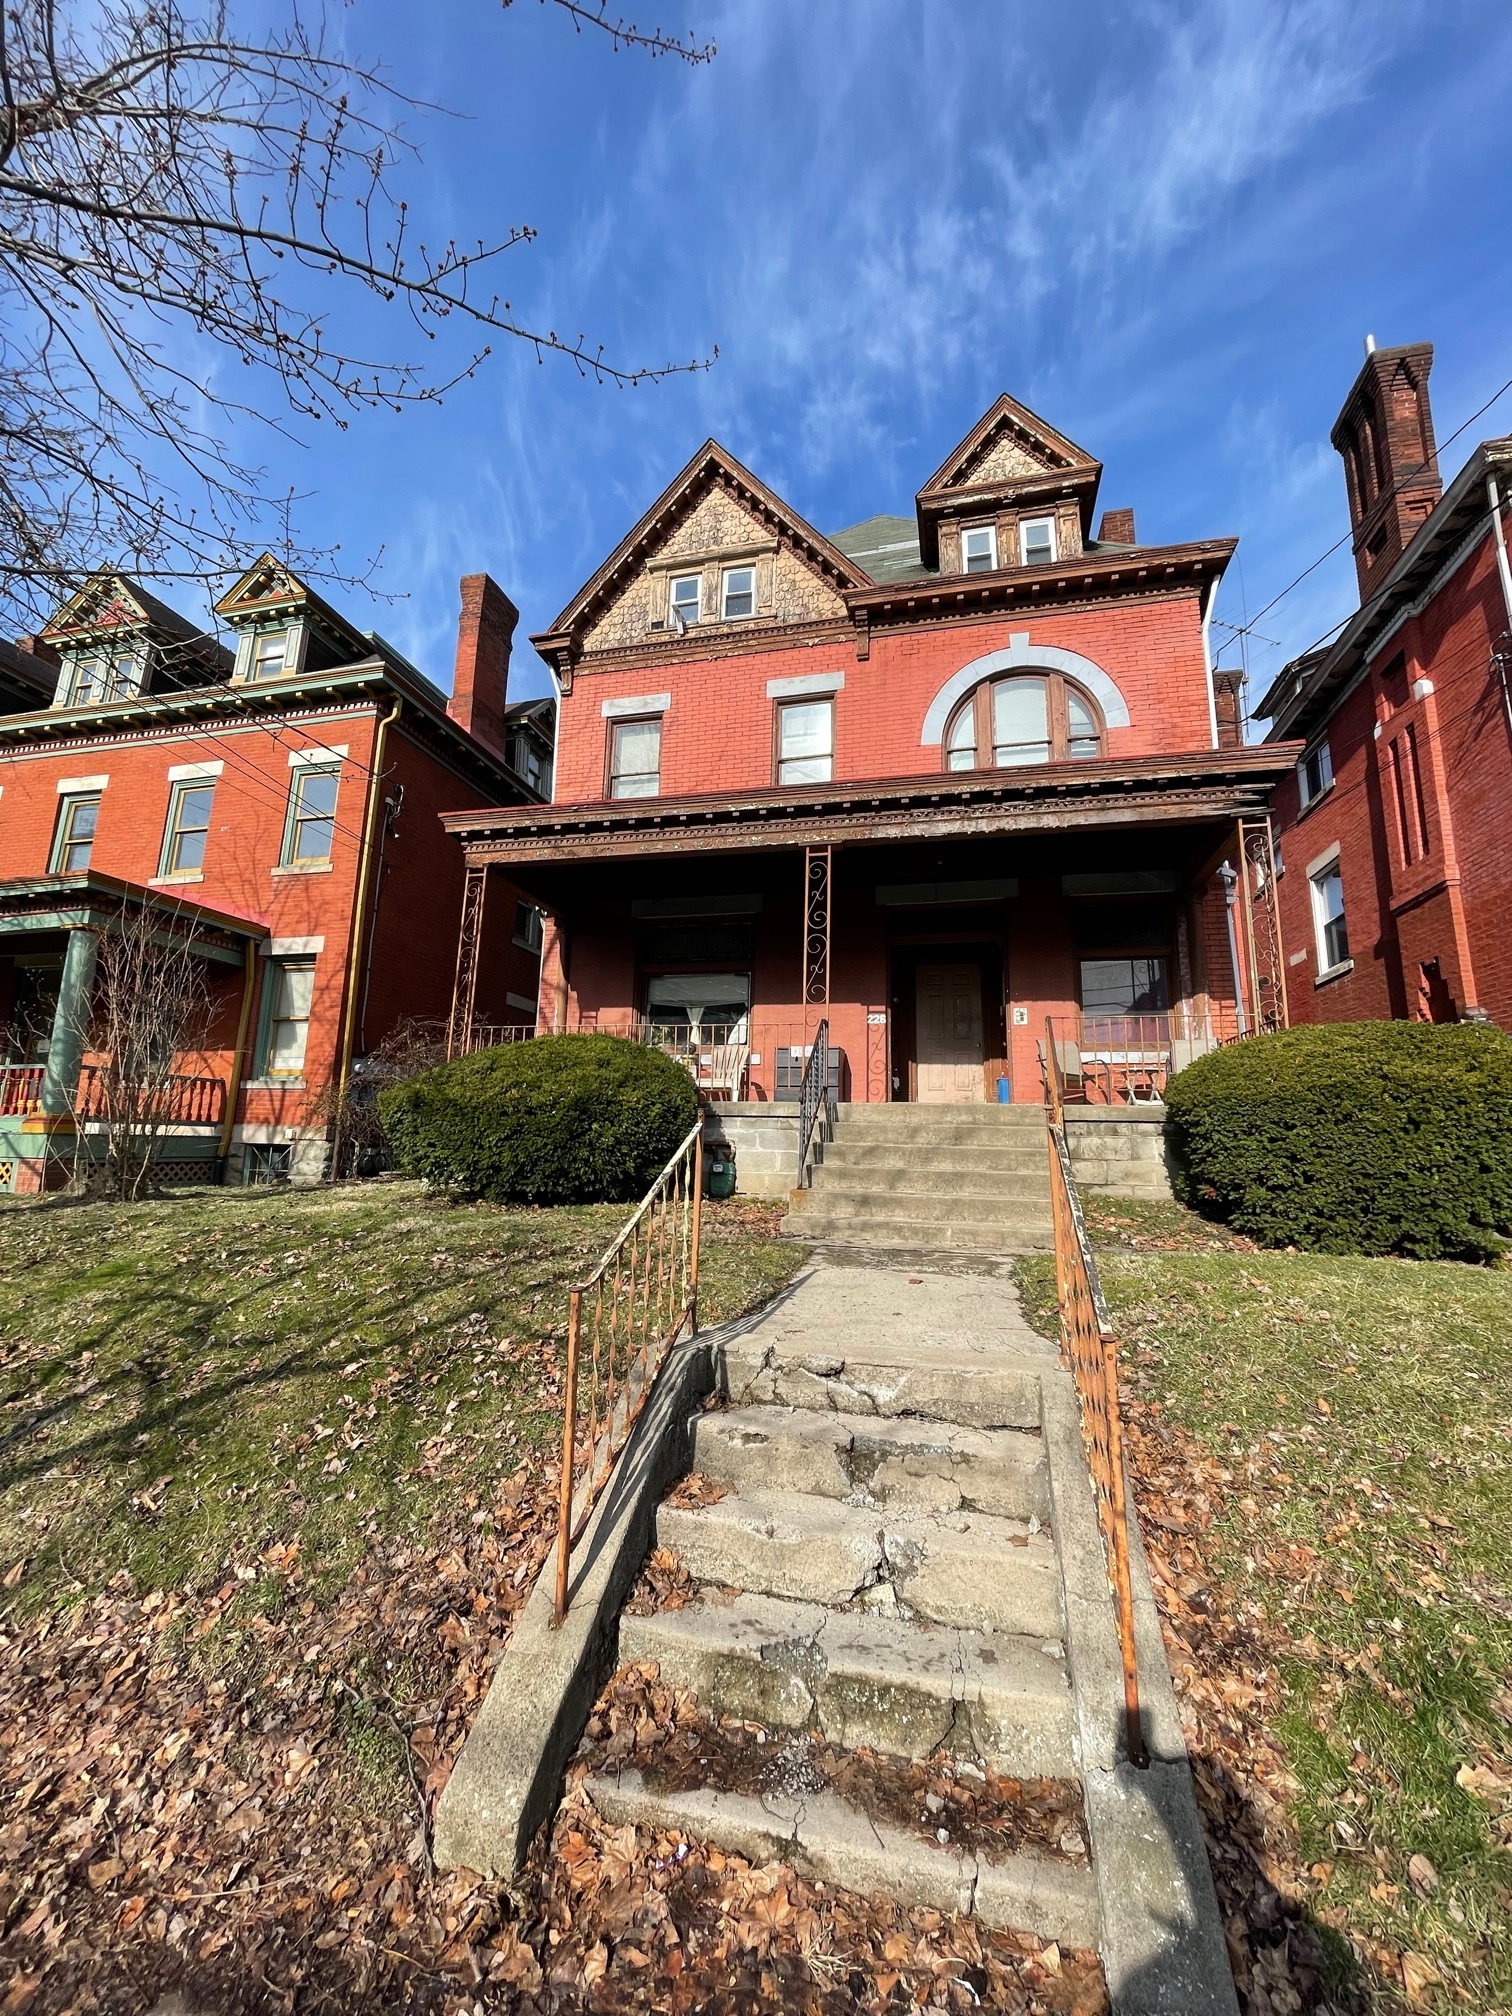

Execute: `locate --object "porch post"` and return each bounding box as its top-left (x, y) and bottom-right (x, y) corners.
top-left (803, 845), bottom-right (832, 1019)
top-left (41, 927), bottom-right (98, 1117)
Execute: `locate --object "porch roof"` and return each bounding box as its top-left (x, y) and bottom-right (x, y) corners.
top-left (441, 744), bottom-right (1299, 868)
top-left (0, 873), bottom-right (267, 965)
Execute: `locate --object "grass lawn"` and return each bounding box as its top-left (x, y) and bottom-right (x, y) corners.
top-left (1021, 1199), bottom-right (1512, 2015)
top-left (0, 1180), bottom-right (805, 2013)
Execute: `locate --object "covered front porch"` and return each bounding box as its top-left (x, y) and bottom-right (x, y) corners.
top-left (0, 875), bottom-right (264, 1193)
top-left (441, 749), bottom-right (1293, 1118)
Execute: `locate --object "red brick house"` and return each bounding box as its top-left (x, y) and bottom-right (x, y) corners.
top-left (1255, 342), bottom-right (1512, 1028)
top-left (442, 394), bottom-right (1297, 1150)
top-left (0, 564), bottom-right (552, 1191)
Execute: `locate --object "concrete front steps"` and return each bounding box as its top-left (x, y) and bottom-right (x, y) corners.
top-left (587, 1278), bottom-right (1101, 1945)
top-left (782, 1101), bottom-right (1054, 1253)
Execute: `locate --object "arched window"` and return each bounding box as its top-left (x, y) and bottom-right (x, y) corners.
top-left (943, 673), bottom-right (1105, 771)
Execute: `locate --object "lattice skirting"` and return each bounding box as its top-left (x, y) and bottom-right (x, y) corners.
top-left (0, 1161), bottom-right (15, 1192)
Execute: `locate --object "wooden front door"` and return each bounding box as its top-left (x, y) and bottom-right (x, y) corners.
top-left (915, 961), bottom-right (985, 1103)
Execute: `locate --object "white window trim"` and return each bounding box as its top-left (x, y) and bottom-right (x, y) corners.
top-left (1019, 517), bottom-right (1059, 565)
top-left (56, 774), bottom-right (108, 793)
top-left (1297, 737), bottom-right (1334, 809)
top-left (601, 692), bottom-right (670, 720)
top-left (1306, 846), bottom-right (1352, 981)
top-left (766, 671), bottom-right (845, 699)
top-left (267, 935), bottom-right (325, 956)
top-left (961, 524), bottom-right (999, 571)
top-left (668, 574), bottom-right (702, 625)
top-left (167, 759), bottom-right (224, 782)
top-left (287, 743), bottom-right (348, 767)
top-left (720, 564), bottom-right (758, 620)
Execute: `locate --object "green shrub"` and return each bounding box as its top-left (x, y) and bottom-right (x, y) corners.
top-left (1163, 1020), bottom-right (1512, 1261)
top-left (378, 1034), bottom-right (700, 1205)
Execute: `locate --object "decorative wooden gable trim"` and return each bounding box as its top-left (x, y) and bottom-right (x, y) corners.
top-left (530, 441), bottom-right (867, 687)
top-left (40, 573), bottom-right (153, 645)
top-left (915, 394), bottom-right (1103, 567)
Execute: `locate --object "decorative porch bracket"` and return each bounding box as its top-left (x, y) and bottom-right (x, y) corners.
top-left (447, 862), bottom-right (488, 1060)
top-left (1238, 815), bottom-right (1289, 1033)
top-left (802, 845), bottom-right (831, 1015)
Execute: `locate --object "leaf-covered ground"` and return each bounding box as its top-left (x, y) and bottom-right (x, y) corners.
top-left (1021, 1202), bottom-right (1512, 2015)
top-left (0, 1184), bottom-right (1094, 2014)
top-left (0, 1182), bottom-right (807, 2013)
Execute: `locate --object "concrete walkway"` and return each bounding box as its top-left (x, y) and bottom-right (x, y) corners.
top-left (588, 1253), bottom-right (1238, 2014)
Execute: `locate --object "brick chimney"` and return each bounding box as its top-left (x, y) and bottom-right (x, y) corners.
top-left (1096, 508), bottom-right (1136, 545)
top-left (15, 635), bottom-right (60, 666)
top-left (1331, 339), bottom-right (1441, 600)
top-left (449, 574), bottom-right (518, 761)
top-left (1211, 667), bottom-right (1246, 749)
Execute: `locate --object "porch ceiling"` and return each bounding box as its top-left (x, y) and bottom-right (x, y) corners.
top-left (443, 745), bottom-right (1299, 870)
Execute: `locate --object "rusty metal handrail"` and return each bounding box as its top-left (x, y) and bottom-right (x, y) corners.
top-left (1039, 1032), bottom-right (1148, 1769)
top-left (794, 1019), bottom-right (830, 1187)
top-left (553, 1117), bottom-right (704, 1624)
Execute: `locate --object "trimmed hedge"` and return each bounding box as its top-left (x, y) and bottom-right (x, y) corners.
top-left (1163, 1020), bottom-right (1512, 1261)
top-left (378, 1034), bottom-right (700, 1205)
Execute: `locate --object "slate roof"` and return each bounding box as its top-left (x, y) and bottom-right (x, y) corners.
top-left (827, 515), bottom-right (936, 586)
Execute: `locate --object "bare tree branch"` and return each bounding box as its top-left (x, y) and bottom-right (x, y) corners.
top-left (0, 1), bottom-right (715, 630)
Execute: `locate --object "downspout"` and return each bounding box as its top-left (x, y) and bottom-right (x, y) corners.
top-left (1217, 861), bottom-right (1248, 1037)
top-left (1200, 573), bottom-right (1221, 750)
top-left (337, 695), bottom-right (402, 1097)
top-left (1486, 473), bottom-right (1512, 735)
top-left (218, 941), bottom-right (259, 1168)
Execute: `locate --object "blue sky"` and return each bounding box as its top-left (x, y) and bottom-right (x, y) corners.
top-left (214, 0), bottom-right (1512, 719)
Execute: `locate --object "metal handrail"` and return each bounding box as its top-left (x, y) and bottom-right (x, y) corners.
top-left (1039, 1032), bottom-right (1148, 1769)
top-left (553, 1117), bottom-right (704, 1624)
top-left (795, 1018), bottom-right (830, 1187)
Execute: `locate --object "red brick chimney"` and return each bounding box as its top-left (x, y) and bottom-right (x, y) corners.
top-left (1211, 667), bottom-right (1246, 749)
top-left (1331, 339), bottom-right (1441, 600)
top-left (15, 635), bottom-right (60, 666)
top-left (449, 574), bottom-right (518, 761)
top-left (1096, 508), bottom-right (1136, 545)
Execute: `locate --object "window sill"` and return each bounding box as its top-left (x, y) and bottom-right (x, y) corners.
top-left (271, 860), bottom-right (334, 877)
top-left (149, 872), bottom-right (205, 887)
top-left (243, 1077), bottom-right (307, 1091)
top-left (1295, 780), bottom-right (1335, 821)
top-left (1314, 958), bottom-right (1355, 989)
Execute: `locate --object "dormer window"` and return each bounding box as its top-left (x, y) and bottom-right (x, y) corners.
top-left (721, 566), bottom-right (755, 620)
top-left (669, 575), bottom-right (701, 629)
top-left (66, 650), bottom-right (140, 706)
top-left (249, 629), bottom-right (290, 680)
top-left (1020, 518), bottom-right (1057, 566)
top-left (962, 526), bottom-right (998, 573)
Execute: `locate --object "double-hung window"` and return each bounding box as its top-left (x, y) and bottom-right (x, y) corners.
top-left (1020, 517), bottom-right (1057, 566)
top-left (1310, 860), bottom-right (1350, 973)
top-left (282, 765), bottom-right (339, 865)
top-left (248, 629), bottom-right (290, 681)
top-left (1298, 739), bottom-right (1333, 809)
top-left (608, 718), bottom-right (661, 799)
top-left (262, 960), bottom-right (315, 1078)
top-left (721, 566), bottom-right (756, 620)
top-left (160, 781), bottom-right (215, 876)
top-left (669, 574), bottom-right (701, 629)
top-left (776, 699), bottom-right (834, 785)
top-left (52, 792), bottom-right (101, 873)
top-left (962, 526), bottom-right (998, 573)
top-left (67, 652), bottom-right (138, 705)
top-left (514, 901), bottom-right (543, 952)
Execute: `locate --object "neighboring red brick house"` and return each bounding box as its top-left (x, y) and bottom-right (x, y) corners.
top-left (1255, 342), bottom-right (1512, 1029)
top-left (443, 394), bottom-right (1297, 1112)
top-left (0, 563), bottom-right (552, 1191)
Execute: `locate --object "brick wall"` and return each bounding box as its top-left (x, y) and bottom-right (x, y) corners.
top-left (554, 593), bottom-right (1215, 805)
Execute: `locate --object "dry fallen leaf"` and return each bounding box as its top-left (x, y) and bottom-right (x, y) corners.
top-left (1406, 1852), bottom-right (1439, 1896)
top-left (1402, 1951), bottom-right (1440, 2006)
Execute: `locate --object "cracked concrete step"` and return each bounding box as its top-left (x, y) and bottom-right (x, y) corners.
top-left (587, 1767), bottom-right (1098, 1945)
top-left (717, 1335), bottom-right (1047, 1430)
top-left (619, 1590), bottom-right (1075, 1776)
top-left (779, 1212), bottom-right (1055, 1253)
top-left (656, 1487), bottom-right (1063, 1637)
top-left (787, 1190), bottom-right (1052, 1225)
top-left (691, 1404), bottom-right (1051, 1522)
